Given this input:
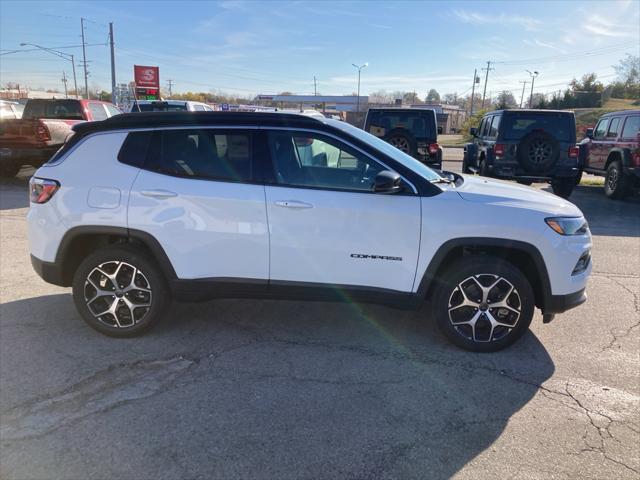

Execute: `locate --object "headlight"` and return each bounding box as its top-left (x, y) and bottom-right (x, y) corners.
top-left (545, 217), bottom-right (589, 235)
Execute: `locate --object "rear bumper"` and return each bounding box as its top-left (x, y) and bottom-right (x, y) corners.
top-left (31, 254), bottom-right (66, 287)
top-left (544, 288), bottom-right (587, 314)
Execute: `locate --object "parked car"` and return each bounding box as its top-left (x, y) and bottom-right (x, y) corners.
top-left (578, 110), bottom-right (640, 199)
top-left (27, 112), bottom-right (591, 352)
top-left (0, 98), bottom-right (121, 177)
top-left (0, 100), bottom-right (25, 119)
top-left (130, 100), bottom-right (214, 112)
top-left (463, 109), bottom-right (580, 198)
top-left (364, 107), bottom-right (442, 168)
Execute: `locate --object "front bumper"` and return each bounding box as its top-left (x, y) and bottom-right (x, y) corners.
top-left (544, 288), bottom-right (587, 314)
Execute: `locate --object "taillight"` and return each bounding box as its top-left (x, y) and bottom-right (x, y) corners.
top-left (428, 143), bottom-right (440, 156)
top-left (568, 146), bottom-right (579, 158)
top-left (494, 144), bottom-right (505, 156)
top-left (632, 151), bottom-right (640, 167)
top-left (30, 178), bottom-right (59, 204)
top-left (35, 121), bottom-right (51, 142)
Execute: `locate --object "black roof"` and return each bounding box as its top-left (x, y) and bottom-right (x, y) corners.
top-left (491, 109), bottom-right (573, 114)
top-left (72, 111), bottom-right (325, 135)
top-left (601, 109), bottom-right (640, 117)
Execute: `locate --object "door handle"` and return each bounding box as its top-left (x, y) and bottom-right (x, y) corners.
top-left (274, 200), bottom-right (314, 209)
top-left (140, 189), bottom-right (178, 199)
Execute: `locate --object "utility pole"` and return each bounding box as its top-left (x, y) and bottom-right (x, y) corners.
top-left (61, 71), bottom-right (68, 98)
top-left (519, 80), bottom-right (528, 108)
top-left (313, 76), bottom-right (317, 96)
top-left (481, 61), bottom-right (493, 109)
top-left (167, 79), bottom-right (174, 97)
top-left (470, 68), bottom-right (477, 115)
top-left (352, 62), bottom-right (368, 124)
top-left (80, 17), bottom-right (89, 99)
top-left (527, 70), bottom-right (539, 108)
top-left (109, 22), bottom-right (116, 104)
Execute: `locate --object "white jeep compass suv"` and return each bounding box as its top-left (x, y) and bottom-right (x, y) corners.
top-left (27, 112), bottom-right (592, 352)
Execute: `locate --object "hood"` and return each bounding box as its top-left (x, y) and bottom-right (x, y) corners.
top-left (454, 175), bottom-right (582, 217)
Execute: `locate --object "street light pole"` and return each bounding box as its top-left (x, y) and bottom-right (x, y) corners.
top-left (352, 62), bottom-right (368, 124)
top-left (526, 70), bottom-right (539, 108)
top-left (20, 43), bottom-right (79, 99)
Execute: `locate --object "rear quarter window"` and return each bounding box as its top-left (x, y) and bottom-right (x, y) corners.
top-left (118, 131), bottom-right (153, 167)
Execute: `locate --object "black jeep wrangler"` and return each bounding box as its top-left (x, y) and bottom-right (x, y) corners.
top-left (364, 107), bottom-right (442, 168)
top-left (463, 109), bottom-right (580, 198)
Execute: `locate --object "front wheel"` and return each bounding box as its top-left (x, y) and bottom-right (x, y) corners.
top-left (604, 161), bottom-right (629, 200)
top-left (72, 245), bottom-right (170, 337)
top-left (431, 255), bottom-right (534, 352)
top-left (551, 177), bottom-right (575, 198)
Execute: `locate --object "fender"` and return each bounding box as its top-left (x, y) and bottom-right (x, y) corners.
top-left (605, 148), bottom-right (633, 169)
top-left (416, 237), bottom-right (553, 310)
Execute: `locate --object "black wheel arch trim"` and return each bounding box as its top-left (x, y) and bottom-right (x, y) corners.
top-left (416, 237), bottom-right (555, 312)
top-left (605, 148), bottom-right (632, 169)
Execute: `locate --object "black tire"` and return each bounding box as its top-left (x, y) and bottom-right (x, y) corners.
top-left (604, 161), bottom-right (629, 200)
top-left (517, 131), bottom-right (560, 173)
top-left (431, 255), bottom-right (534, 352)
top-left (479, 156), bottom-right (490, 177)
top-left (551, 177), bottom-right (575, 198)
top-left (462, 150), bottom-right (472, 174)
top-left (0, 163), bottom-right (21, 178)
top-left (516, 179), bottom-right (533, 186)
top-left (574, 170), bottom-right (583, 186)
top-left (385, 130), bottom-right (416, 157)
top-left (72, 245), bottom-right (170, 337)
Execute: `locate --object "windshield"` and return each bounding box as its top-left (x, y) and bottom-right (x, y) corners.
top-left (326, 119), bottom-right (443, 182)
top-left (133, 102), bottom-right (188, 112)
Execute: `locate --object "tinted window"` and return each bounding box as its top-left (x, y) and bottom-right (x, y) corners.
top-left (621, 116), bottom-right (640, 139)
top-left (503, 113), bottom-right (574, 141)
top-left (268, 131), bottom-right (386, 192)
top-left (147, 129), bottom-right (252, 181)
top-left (607, 117), bottom-right (621, 138)
top-left (481, 116), bottom-right (492, 137)
top-left (88, 103), bottom-right (108, 121)
top-left (488, 115), bottom-right (501, 138)
top-left (22, 100), bottom-right (84, 120)
top-left (132, 102), bottom-right (189, 112)
top-left (366, 110), bottom-right (434, 139)
top-left (593, 119), bottom-right (609, 139)
top-left (118, 131), bottom-right (152, 167)
top-left (105, 104), bottom-right (121, 117)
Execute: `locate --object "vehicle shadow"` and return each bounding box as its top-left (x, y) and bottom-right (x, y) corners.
top-left (0, 169), bottom-right (32, 210)
top-left (1, 293), bottom-right (555, 479)
top-left (543, 183), bottom-right (640, 237)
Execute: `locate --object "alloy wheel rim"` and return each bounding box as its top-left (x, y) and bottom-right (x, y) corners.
top-left (390, 137), bottom-right (410, 153)
top-left (84, 261), bottom-right (152, 328)
top-left (607, 167), bottom-right (618, 191)
top-left (528, 140), bottom-right (552, 165)
top-left (448, 274), bottom-right (521, 343)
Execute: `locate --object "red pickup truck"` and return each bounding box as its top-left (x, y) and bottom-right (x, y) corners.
top-left (0, 98), bottom-right (121, 177)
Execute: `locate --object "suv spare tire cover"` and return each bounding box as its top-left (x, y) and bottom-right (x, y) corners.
top-left (385, 129), bottom-right (417, 155)
top-left (517, 131), bottom-right (560, 173)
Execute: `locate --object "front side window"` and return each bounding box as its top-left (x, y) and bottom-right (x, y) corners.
top-left (146, 129), bottom-right (252, 181)
top-left (267, 131), bottom-right (386, 192)
top-left (607, 117), bottom-right (621, 138)
top-left (593, 119), bottom-right (610, 140)
top-left (621, 116), bottom-right (640, 139)
top-left (88, 103), bottom-right (108, 121)
top-left (481, 116), bottom-right (492, 137)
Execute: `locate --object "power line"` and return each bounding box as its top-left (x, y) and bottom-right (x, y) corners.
top-left (493, 42), bottom-right (636, 66)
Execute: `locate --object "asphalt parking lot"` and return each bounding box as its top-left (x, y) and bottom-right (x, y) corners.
top-left (1, 159), bottom-right (639, 479)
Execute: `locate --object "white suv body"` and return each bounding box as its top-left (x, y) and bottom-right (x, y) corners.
top-left (27, 112), bottom-right (592, 351)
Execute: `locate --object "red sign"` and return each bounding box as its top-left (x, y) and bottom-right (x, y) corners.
top-left (134, 65), bottom-right (160, 88)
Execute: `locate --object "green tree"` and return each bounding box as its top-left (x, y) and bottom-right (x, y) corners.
top-left (569, 73), bottom-right (604, 93)
top-left (425, 88), bottom-right (440, 103)
top-left (493, 90), bottom-right (517, 109)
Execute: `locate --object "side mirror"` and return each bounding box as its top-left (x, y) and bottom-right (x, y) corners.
top-left (469, 127), bottom-right (478, 137)
top-left (437, 126), bottom-right (443, 135)
top-left (586, 128), bottom-right (594, 139)
top-left (374, 170), bottom-right (403, 194)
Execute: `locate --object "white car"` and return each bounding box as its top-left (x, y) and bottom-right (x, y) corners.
top-left (130, 100), bottom-right (214, 112)
top-left (27, 112), bottom-right (592, 351)
top-left (0, 99), bottom-right (25, 119)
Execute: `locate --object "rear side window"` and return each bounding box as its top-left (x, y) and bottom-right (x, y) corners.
top-left (621, 116), bottom-right (640, 139)
top-left (481, 117), bottom-right (492, 137)
top-left (88, 103), bottom-right (108, 121)
top-left (146, 129), bottom-right (252, 182)
top-left (607, 117), bottom-right (621, 138)
top-left (488, 115), bottom-right (501, 138)
top-left (118, 131), bottom-right (152, 167)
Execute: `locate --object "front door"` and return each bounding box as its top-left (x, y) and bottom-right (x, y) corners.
top-left (263, 129), bottom-right (421, 293)
top-left (589, 118), bottom-right (610, 170)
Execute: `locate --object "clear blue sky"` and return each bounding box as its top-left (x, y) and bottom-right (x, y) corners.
top-left (1, 0), bottom-right (638, 99)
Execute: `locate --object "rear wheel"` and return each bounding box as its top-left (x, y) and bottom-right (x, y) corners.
top-left (431, 255), bottom-right (534, 352)
top-left (72, 245), bottom-right (170, 337)
top-left (551, 177), bottom-right (575, 198)
top-left (479, 157), bottom-right (490, 177)
top-left (604, 161), bottom-right (629, 200)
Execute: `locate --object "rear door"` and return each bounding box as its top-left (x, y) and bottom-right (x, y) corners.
top-left (127, 128), bottom-right (269, 282)
top-left (263, 129), bottom-right (421, 292)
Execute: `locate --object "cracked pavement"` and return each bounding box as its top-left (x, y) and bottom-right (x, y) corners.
top-left (1, 163), bottom-right (639, 479)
